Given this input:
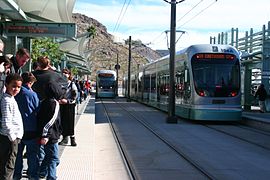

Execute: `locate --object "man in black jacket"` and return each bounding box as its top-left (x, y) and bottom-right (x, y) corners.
top-left (32, 56), bottom-right (66, 101)
top-left (255, 84), bottom-right (268, 113)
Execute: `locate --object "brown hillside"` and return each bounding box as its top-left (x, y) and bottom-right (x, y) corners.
top-left (72, 13), bottom-right (161, 81)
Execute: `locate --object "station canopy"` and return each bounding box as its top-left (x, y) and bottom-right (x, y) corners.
top-left (14, 0), bottom-right (75, 22)
top-left (0, 0), bottom-right (28, 21)
top-left (1, 0), bottom-right (91, 74)
top-left (59, 32), bottom-right (91, 73)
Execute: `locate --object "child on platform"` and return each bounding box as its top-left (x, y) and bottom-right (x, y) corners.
top-left (0, 73), bottom-right (23, 179)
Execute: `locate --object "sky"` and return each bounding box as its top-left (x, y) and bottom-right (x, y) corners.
top-left (74, 0), bottom-right (270, 50)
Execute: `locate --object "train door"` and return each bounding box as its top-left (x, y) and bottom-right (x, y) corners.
top-left (183, 67), bottom-right (191, 104)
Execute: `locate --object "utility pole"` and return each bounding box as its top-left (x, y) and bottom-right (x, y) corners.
top-left (127, 35), bottom-right (131, 102)
top-left (116, 53), bottom-right (119, 96)
top-left (165, 0), bottom-right (185, 123)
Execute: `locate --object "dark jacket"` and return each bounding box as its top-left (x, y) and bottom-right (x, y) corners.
top-left (37, 81), bottom-right (65, 144)
top-left (37, 98), bottom-right (61, 144)
top-left (32, 69), bottom-right (67, 100)
top-left (255, 85), bottom-right (267, 101)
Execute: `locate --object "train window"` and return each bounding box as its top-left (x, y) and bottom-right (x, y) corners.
top-left (191, 54), bottom-right (240, 97)
top-left (98, 73), bottom-right (114, 78)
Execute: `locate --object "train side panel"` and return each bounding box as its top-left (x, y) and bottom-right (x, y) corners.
top-left (126, 44), bottom-right (242, 121)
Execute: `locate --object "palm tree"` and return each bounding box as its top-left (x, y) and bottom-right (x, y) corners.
top-left (86, 25), bottom-right (97, 50)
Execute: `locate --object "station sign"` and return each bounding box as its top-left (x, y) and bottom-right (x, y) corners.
top-left (2, 21), bottom-right (76, 38)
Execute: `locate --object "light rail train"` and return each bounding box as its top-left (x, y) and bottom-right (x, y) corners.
top-left (124, 44), bottom-right (242, 121)
top-left (96, 70), bottom-right (117, 98)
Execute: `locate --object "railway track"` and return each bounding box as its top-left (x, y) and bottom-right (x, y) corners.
top-left (204, 122), bottom-right (270, 151)
top-left (100, 98), bottom-right (136, 180)
top-left (98, 97), bottom-right (270, 179)
top-left (100, 98), bottom-right (214, 179)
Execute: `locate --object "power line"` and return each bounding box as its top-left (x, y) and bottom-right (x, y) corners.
top-left (176, 0), bottom-right (204, 23)
top-left (113, 0), bottom-right (127, 32)
top-left (147, 0), bottom-right (217, 49)
top-left (114, 0), bottom-right (132, 32)
top-left (176, 0), bottom-right (218, 29)
top-left (147, 31), bottom-right (166, 46)
top-left (147, 0), bottom-right (200, 48)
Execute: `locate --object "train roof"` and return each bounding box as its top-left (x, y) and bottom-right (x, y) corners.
top-left (96, 69), bottom-right (116, 75)
top-left (176, 44), bottom-right (239, 56)
top-left (153, 44), bottom-right (239, 62)
top-left (141, 44), bottom-right (240, 70)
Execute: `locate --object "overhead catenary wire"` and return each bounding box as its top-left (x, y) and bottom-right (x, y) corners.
top-left (176, 0), bottom-right (204, 23)
top-left (147, 0), bottom-right (207, 48)
top-left (176, 0), bottom-right (218, 29)
top-left (147, 0), bottom-right (217, 49)
top-left (147, 31), bottom-right (166, 47)
top-left (113, 0), bottom-right (127, 33)
top-left (113, 0), bottom-right (132, 33)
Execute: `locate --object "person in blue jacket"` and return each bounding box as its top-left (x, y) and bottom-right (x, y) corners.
top-left (14, 72), bottom-right (40, 180)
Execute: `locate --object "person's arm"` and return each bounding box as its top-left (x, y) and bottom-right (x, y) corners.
top-left (41, 100), bottom-right (59, 138)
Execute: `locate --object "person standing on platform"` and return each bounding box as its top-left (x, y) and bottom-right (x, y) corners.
top-left (32, 56), bottom-right (67, 101)
top-left (255, 83), bottom-right (267, 113)
top-left (0, 56), bottom-right (12, 97)
top-left (0, 39), bottom-right (12, 99)
top-left (0, 73), bottom-right (23, 180)
top-left (10, 48), bottom-right (30, 74)
top-left (0, 38), bottom-right (4, 56)
top-left (58, 68), bottom-right (78, 147)
top-left (37, 81), bottom-right (64, 180)
top-left (13, 72), bottom-right (40, 180)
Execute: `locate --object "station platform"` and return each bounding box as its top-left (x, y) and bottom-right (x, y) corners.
top-left (57, 95), bottom-right (129, 180)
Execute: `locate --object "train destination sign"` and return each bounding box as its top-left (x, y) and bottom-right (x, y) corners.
top-left (2, 22), bottom-right (76, 38)
top-left (196, 53), bottom-right (235, 60)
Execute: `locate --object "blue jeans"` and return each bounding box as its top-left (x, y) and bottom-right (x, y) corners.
top-left (14, 138), bottom-right (40, 180)
top-left (40, 143), bottom-right (59, 180)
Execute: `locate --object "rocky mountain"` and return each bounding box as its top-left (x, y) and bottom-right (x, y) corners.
top-left (72, 13), bottom-right (162, 81)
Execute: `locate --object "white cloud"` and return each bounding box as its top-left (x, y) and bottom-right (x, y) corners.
top-left (74, 0), bottom-right (270, 50)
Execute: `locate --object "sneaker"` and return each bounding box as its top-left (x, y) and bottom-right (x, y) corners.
top-left (39, 175), bottom-right (46, 180)
top-left (59, 136), bottom-right (68, 145)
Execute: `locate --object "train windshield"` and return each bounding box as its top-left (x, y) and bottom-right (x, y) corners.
top-left (98, 74), bottom-right (115, 88)
top-left (191, 53), bottom-right (240, 97)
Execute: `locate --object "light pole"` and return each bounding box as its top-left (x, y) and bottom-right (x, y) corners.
top-left (127, 35), bottom-right (131, 102)
top-left (165, 0), bottom-right (185, 123)
top-left (115, 53), bottom-right (119, 96)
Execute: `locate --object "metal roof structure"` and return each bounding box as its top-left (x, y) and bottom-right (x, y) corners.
top-left (0, 0), bottom-right (28, 21)
top-left (0, 0), bottom-right (91, 74)
top-left (59, 32), bottom-right (91, 73)
top-left (14, 0), bottom-right (75, 23)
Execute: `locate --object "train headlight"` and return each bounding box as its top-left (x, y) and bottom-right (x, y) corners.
top-left (110, 86), bottom-right (112, 89)
top-left (198, 90), bottom-right (205, 97)
top-left (230, 91), bottom-right (237, 97)
top-left (100, 86), bottom-right (103, 89)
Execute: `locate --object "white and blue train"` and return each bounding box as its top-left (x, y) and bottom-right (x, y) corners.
top-left (124, 44), bottom-right (242, 121)
top-left (96, 70), bottom-right (117, 98)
